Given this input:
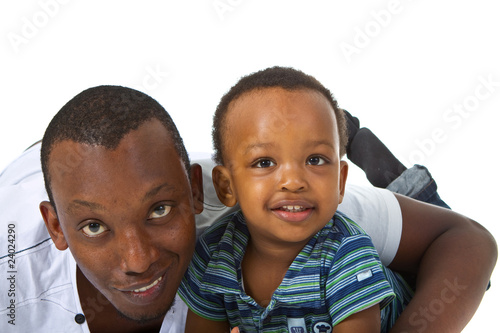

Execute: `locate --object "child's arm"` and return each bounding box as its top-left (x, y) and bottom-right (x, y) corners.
top-left (332, 304), bottom-right (380, 333)
top-left (185, 309), bottom-right (230, 333)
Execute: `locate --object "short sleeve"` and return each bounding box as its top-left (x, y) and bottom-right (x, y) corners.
top-left (177, 221), bottom-right (229, 321)
top-left (325, 233), bottom-right (395, 326)
top-left (338, 184), bottom-right (402, 265)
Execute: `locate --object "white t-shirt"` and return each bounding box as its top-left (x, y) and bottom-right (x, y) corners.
top-left (0, 144), bottom-right (401, 332)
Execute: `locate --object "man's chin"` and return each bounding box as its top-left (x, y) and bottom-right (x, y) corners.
top-left (115, 299), bottom-right (173, 325)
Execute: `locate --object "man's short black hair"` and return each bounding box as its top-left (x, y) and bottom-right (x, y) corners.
top-left (212, 66), bottom-right (348, 165)
top-left (41, 85), bottom-right (190, 207)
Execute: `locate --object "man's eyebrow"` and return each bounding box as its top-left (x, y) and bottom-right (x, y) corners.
top-left (143, 183), bottom-right (176, 202)
top-left (67, 200), bottom-right (106, 214)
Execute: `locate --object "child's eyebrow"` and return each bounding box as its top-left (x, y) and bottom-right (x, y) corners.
top-left (244, 140), bottom-right (336, 154)
top-left (306, 139), bottom-right (336, 149)
top-left (244, 142), bottom-right (275, 155)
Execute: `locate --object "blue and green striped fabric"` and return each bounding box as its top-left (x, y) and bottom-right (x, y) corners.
top-left (179, 211), bottom-right (412, 332)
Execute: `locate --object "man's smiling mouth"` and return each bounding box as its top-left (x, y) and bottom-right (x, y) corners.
top-left (133, 276), bottom-right (163, 293)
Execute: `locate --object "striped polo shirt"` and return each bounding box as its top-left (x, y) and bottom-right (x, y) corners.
top-left (179, 211), bottom-right (412, 332)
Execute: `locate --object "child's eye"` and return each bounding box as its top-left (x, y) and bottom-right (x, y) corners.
top-left (149, 205), bottom-right (171, 219)
top-left (307, 156), bottom-right (327, 165)
top-left (253, 159), bottom-right (276, 168)
top-left (82, 222), bottom-right (108, 237)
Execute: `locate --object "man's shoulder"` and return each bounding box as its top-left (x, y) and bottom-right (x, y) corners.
top-left (0, 240), bottom-right (73, 302)
top-left (0, 142), bottom-right (49, 249)
top-left (0, 171), bottom-right (50, 251)
top-left (0, 242), bottom-right (80, 331)
top-left (0, 144), bottom-right (85, 331)
top-left (0, 143), bottom-right (43, 186)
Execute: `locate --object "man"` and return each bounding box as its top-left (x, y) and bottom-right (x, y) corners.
top-left (0, 85), bottom-right (496, 332)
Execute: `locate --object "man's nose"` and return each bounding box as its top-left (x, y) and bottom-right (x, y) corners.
top-left (118, 227), bottom-right (160, 274)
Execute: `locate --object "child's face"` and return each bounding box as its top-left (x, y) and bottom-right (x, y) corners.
top-left (216, 87), bottom-right (348, 248)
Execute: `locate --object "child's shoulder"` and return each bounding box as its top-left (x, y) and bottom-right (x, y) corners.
top-left (195, 210), bottom-right (249, 264)
top-left (325, 212), bottom-right (380, 261)
top-left (199, 209), bottom-right (247, 244)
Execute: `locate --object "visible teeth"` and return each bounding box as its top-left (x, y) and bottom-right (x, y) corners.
top-left (281, 205), bottom-right (305, 212)
top-left (133, 276), bottom-right (162, 293)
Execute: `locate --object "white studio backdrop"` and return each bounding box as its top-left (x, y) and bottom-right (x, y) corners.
top-left (1, 1), bottom-right (499, 331)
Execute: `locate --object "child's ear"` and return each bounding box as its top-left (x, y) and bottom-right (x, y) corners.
top-left (212, 165), bottom-right (237, 207)
top-left (338, 160), bottom-right (349, 204)
top-left (189, 163), bottom-right (204, 214)
top-left (40, 201), bottom-right (68, 251)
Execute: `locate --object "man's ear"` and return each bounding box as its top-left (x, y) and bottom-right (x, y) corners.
top-left (189, 163), bottom-right (204, 214)
top-left (40, 201), bottom-right (68, 251)
top-left (338, 160), bottom-right (349, 204)
top-left (212, 165), bottom-right (237, 207)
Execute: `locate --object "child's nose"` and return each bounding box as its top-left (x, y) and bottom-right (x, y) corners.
top-left (278, 164), bottom-right (307, 192)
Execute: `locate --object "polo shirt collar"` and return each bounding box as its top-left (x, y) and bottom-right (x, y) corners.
top-left (200, 211), bottom-right (328, 309)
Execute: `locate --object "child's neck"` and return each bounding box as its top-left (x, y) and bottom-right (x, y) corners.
top-left (241, 237), bottom-right (306, 307)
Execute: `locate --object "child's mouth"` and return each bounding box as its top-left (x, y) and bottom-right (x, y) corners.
top-left (271, 203), bottom-right (314, 223)
top-left (279, 205), bottom-right (307, 213)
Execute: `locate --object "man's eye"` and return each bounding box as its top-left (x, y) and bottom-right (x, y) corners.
top-left (149, 205), bottom-right (171, 219)
top-left (253, 159), bottom-right (276, 168)
top-left (82, 223), bottom-right (108, 237)
top-left (307, 156), bottom-right (326, 165)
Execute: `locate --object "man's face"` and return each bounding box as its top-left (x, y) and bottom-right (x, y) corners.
top-left (218, 87), bottom-right (348, 249)
top-left (41, 119), bottom-right (203, 322)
